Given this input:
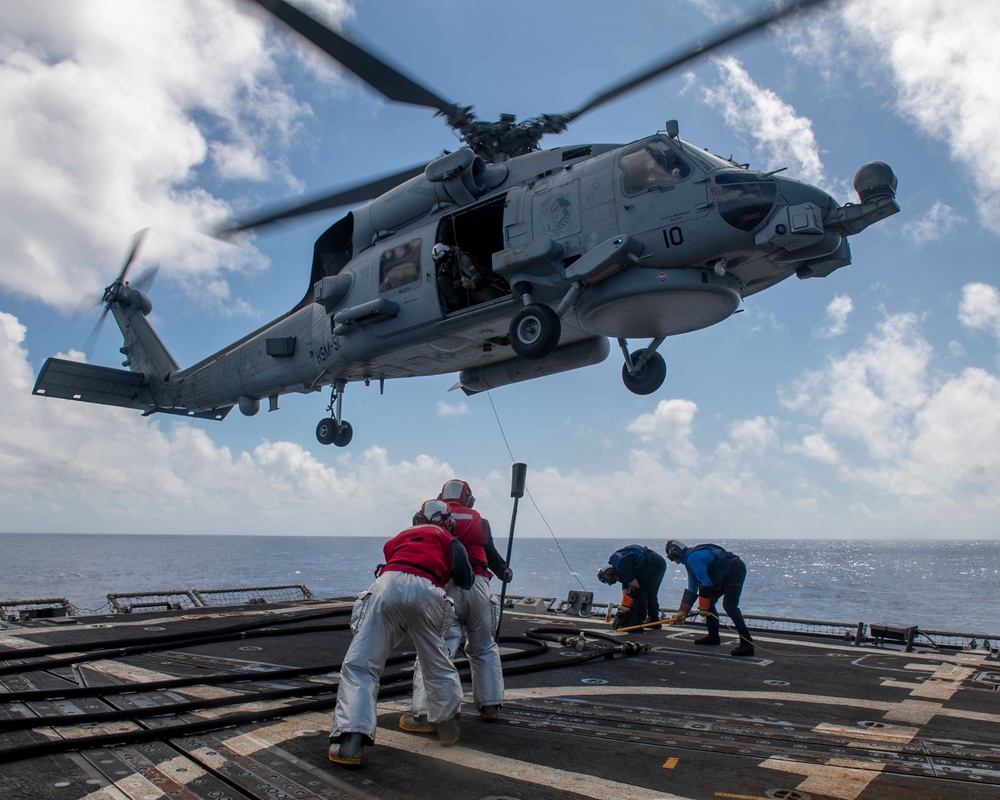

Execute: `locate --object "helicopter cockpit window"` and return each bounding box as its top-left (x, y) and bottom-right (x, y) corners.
top-left (379, 239), bottom-right (422, 293)
top-left (620, 139), bottom-right (692, 195)
top-left (711, 172), bottom-right (777, 233)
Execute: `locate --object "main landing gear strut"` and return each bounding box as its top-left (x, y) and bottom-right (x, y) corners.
top-left (618, 337), bottom-right (667, 395)
top-left (316, 381), bottom-right (353, 446)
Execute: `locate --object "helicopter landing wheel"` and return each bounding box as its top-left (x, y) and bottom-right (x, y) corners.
top-left (316, 418), bottom-right (338, 445)
top-left (510, 303), bottom-right (560, 360)
top-left (622, 349), bottom-right (667, 395)
top-left (332, 420), bottom-right (353, 447)
top-left (317, 418), bottom-right (354, 446)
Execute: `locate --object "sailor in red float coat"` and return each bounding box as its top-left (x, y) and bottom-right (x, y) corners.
top-left (329, 501), bottom-right (473, 767)
top-left (405, 480), bottom-right (511, 730)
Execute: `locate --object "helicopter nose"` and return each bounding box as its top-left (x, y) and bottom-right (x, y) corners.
top-left (753, 176), bottom-right (838, 251)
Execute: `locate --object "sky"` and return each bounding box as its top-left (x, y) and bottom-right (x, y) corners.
top-left (2, 0), bottom-right (1000, 542)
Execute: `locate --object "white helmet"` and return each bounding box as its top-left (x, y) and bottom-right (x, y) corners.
top-left (417, 499), bottom-right (452, 526)
top-left (431, 243), bottom-right (452, 263)
top-left (440, 479), bottom-right (474, 508)
top-left (665, 540), bottom-right (686, 564)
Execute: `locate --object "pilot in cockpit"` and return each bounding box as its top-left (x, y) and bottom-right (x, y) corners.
top-left (620, 140), bottom-right (690, 194)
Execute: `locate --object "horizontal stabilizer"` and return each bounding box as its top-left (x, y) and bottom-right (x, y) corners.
top-left (32, 358), bottom-right (233, 421)
top-left (32, 357), bottom-right (154, 409)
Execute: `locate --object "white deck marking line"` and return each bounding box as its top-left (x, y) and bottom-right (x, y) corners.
top-left (813, 722), bottom-right (918, 744)
top-left (375, 727), bottom-right (695, 800)
top-left (760, 757), bottom-right (883, 800)
top-left (498, 684), bottom-right (1000, 724)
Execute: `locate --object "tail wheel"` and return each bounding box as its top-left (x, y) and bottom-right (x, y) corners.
top-left (622, 349), bottom-right (667, 395)
top-left (509, 303), bottom-right (560, 360)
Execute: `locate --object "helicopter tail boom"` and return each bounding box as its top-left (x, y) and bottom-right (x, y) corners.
top-left (33, 283), bottom-right (234, 421)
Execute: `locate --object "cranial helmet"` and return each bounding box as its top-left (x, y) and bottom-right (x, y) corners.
top-left (418, 499), bottom-right (452, 526)
top-left (431, 243), bottom-right (452, 263)
top-left (665, 540), bottom-right (686, 564)
top-left (596, 564), bottom-right (617, 584)
top-left (440, 479), bottom-right (474, 508)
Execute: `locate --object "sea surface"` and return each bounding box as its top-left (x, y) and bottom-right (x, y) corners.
top-left (1, 534), bottom-right (998, 635)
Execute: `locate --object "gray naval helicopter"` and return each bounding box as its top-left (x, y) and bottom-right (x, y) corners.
top-left (32, 0), bottom-right (899, 447)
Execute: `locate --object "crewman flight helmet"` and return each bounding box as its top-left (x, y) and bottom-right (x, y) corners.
top-left (431, 243), bottom-right (452, 263)
top-left (596, 564), bottom-right (617, 584)
top-left (665, 540), bottom-right (686, 564)
top-left (416, 499), bottom-right (453, 528)
top-left (440, 479), bottom-right (474, 508)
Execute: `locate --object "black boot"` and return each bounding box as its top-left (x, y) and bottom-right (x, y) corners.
top-left (328, 732), bottom-right (364, 767)
top-left (693, 634), bottom-right (721, 645)
top-left (436, 716), bottom-right (460, 746)
top-left (731, 640), bottom-right (755, 657)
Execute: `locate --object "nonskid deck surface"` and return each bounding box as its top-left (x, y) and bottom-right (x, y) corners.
top-left (0, 598), bottom-right (997, 800)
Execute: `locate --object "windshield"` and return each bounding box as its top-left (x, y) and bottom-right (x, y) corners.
top-left (712, 171), bottom-right (777, 232)
top-left (619, 137), bottom-right (692, 194)
top-left (677, 140), bottom-right (741, 171)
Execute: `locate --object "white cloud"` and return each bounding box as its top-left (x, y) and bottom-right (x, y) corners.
top-left (436, 400), bottom-right (470, 417)
top-left (841, 0), bottom-right (1000, 236)
top-left (903, 200), bottom-right (963, 245)
top-left (959, 282), bottom-right (1000, 340)
top-left (719, 416), bottom-right (778, 457)
top-left (702, 56), bottom-right (826, 188)
top-left (4, 300), bottom-right (1000, 539)
top-left (0, 0), bottom-right (348, 313)
top-left (845, 368), bottom-right (1000, 502)
top-left (819, 294), bottom-right (853, 338)
top-left (625, 399), bottom-right (700, 467)
top-left (780, 311), bottom-right (931, 461)
top-left (786, 433), bottom-right (840, 466)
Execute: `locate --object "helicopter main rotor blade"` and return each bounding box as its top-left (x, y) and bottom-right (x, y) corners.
top-left (560, 0), bottom-right (830, 128)
top-left (248, 0), bottom-right (463, 119)
top-left (217, 162), bottom-right (428, 236)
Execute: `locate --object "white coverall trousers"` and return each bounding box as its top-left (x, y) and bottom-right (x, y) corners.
top-left (330, 570), bottom-right (461, 744)
top-left (412, 573), bottom-right (503, 715)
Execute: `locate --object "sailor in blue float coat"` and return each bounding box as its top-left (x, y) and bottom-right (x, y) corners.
top-left (597, 544), bottom-right (666, 629)
top-left (664, 540), bottom-right (755, 657)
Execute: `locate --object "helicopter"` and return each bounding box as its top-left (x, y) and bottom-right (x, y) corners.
top-left (32, 0), bottom-right (899, 447)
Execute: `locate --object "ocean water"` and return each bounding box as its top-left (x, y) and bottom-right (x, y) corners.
top-left (1, 534), bottom-right (997, 635)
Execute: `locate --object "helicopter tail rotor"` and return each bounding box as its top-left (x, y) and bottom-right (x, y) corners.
top-left (81, 228), bottom-right (151, 359)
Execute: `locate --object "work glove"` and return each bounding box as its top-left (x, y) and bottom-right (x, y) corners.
top-left (617, 603), bottom-right (632, 617)
top-left (460, 276), bottom-right (475, 290)
top-left (501, 567), bottom-right (513, 583)
top-left (665, 610), bottom-right (687, 626)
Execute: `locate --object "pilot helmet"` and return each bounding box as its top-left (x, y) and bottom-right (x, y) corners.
top-left (431, 243), bottom-right (452, 263)
top-left (440, 479), bottom-right (474, 508)
top-left (665, 540), bottom-right (686, 564)
top-left (596, 564), bottom-right (617, 584)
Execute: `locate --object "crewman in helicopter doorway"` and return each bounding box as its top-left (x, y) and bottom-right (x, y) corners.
top-left (401, 479), bottom-right (513, 733)
top-left (328, 500), bottom-right (473, 768)
top-left (597, 544), bottom-right (667, 630)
